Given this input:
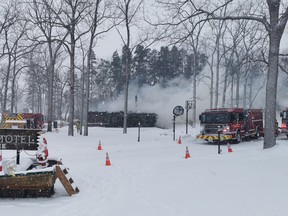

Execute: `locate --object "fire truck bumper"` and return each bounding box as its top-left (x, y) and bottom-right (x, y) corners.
top-left (196, 134), bottom-right (232, 142)
top-left (279, 128), bottom-right (288, 134)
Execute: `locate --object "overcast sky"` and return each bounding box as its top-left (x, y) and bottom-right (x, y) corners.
top-left (95, 29), bottom-right (122, 59)
top-left (95, 27), bottom-right (288, 60)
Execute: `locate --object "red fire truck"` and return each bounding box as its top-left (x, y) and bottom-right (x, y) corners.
top-left (0, 112), bottom-right (44, 129)
top-left (196, 108), bottom-right (264, 143)
top-left (279, 108), bottom-right (288, 137)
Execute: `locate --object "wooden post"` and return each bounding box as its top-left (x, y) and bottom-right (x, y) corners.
top-left (55, 165), bottom-right (79, 196)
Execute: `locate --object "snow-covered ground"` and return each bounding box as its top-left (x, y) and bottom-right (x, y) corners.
top-left (1, 125), bottom-right (288, 216)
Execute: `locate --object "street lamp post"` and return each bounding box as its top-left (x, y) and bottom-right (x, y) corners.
top-left (172, 106), bottom-right (184, 141)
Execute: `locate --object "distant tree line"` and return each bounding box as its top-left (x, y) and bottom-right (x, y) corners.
top-left (89, 45), bottom-right (207, 106)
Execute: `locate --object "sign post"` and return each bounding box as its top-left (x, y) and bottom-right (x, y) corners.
top-left (185, 100), bottom-right (193, 134)
top-left (173, 106), bottom-right (184, 141)
top-left (173, 115), bottom-right (176, 141)
top-left (138, 122), bottom-right (141, 142)
top-left (217, 126), bottom-right (222, 154)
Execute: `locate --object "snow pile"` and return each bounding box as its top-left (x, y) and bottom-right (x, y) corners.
top-left (1, 125), bottom-right (288, 216)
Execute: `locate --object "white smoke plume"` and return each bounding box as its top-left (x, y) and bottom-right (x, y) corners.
top-left (97, 77), bottom-right (211, 128)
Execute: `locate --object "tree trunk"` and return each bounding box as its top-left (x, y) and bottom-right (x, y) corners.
top-left (84, 46), bottom-right (92, 136)
top-left (80, 57), bottom-right (85, 135)
top-left (222, 67), bottom-right (228, 108)
top-left (192, 51), bottom-right (197, 127)
top-left (47, 44), bottom-right (55, 132)
top-left (230, 75), bottom-right (234, 107)
top-left (248, 77), bottom-right (253, 108)
top-left (3, 53), bottom-right (12, 111)
top-left (243, 76), bottom-right (248, 108)
top-left (263, 0), bottom-right (286, 149)
top-left (263, 32), bottom-right (280, 149)
top-left (208, 59), bottom-right (214, 109)
top-left (235, 68), bottom-right (240, 107)
top-left (68, 32), bottom-right (75, 136)
top-left (10, 57), bottom-right (17, 113)
top-left (123, 51), bottom-right (131, 134)
top-left (214, 38), bottom-right (220, 108)
top-left (210, 69), bottom-right (214, 109)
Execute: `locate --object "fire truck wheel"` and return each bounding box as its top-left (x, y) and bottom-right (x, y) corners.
top-left (236, 131), bottom-right (242, 143)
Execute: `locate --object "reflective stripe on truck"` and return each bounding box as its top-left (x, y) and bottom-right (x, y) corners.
top-left (196, 134), bottom-right (232, 141)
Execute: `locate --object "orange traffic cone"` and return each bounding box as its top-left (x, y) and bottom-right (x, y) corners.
top-left (228, 142), bottom-right (233, 153)
top-left (98, 141), bottom-right (102, 150)
top-left (106, 152), bottom-right (111, 166)
top-left (177, 136), bottom-right (182, 144)
top-left (0, 154), bottom-right (2, 172)
top-left (185, 146), bottom-right (190, 159)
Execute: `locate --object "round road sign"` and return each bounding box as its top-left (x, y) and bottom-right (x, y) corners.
top-left (173, 106), bottom-right (184, 116)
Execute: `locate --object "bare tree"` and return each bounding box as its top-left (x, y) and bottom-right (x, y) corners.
top-left (54, 57), bottom-right (69, 122)
top-left (77, 37), bottom-right (87, 135)
top-left (0, 1), bottom-right (21, 111)
top-left (228, 21), bottom-right (245, 107)
top-left (113, 0), bottom-right (144, 134)
top-left (183, 31), bottom-right (206, 126)
top-left (208, 19), bottom-right (227, 108)
top-left (204, 18), bottom-right (227, 109)
top-left (221, 30), bottom-right (234, 108)
top-left (27, 0), bottom-right (69, 131)
top-left (82, 0), bottom-right (116, 136)
top-left (25, 50), bottom-right (46, 113)
top-left (241, 23), bottom-right (267, 108)
top-left (8, 17), bottom-right (33, 113)
top-left (209, 0), bottom-right (288, 149)
top-left (46, 0), bottom-right (90, 136)
top-left (156, 0), bottom-right (288, 149)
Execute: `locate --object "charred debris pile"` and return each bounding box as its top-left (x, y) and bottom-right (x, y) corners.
top-left (88, 111), bottom-right (157, 127)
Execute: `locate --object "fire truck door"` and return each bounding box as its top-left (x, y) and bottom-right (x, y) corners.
top-left (26, 119), bottom-right (31, 129)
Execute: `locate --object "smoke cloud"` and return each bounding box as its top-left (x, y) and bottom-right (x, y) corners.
top-left (97, 76), bottom-right (211, 128)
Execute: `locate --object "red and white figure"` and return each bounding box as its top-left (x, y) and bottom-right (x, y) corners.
top-left (3, 160), bottom-right (16, 176)
top-left (36, 137), bottom-right (49, 167)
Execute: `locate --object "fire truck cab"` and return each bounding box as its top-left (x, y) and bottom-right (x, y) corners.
top-left (279, 108), bottom-right (288, 137)
top-left (196, 108), bottom-right (264, 143)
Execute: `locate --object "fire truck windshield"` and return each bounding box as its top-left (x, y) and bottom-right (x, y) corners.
top-left (201, 113), bottom-right (236, 124)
